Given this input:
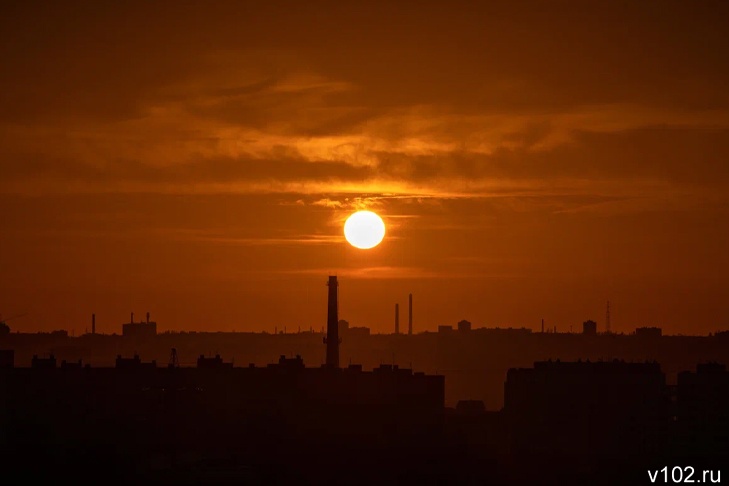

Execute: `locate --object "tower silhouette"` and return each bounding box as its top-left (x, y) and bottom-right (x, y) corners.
top-left (324, 276), bottom-right (340, 368)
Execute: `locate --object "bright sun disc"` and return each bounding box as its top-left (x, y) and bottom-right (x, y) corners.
top-left (344, 211), bottom-right (386, 249)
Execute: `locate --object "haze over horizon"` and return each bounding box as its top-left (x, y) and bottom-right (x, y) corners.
top-left (2, 1), bottom-right (728, 334)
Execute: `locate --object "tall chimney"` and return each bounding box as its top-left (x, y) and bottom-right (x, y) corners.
top-left (92, 314), bottom-right (96, 335)
top-left (324, 276), bottom-right (340, 368)
top-left (408, 293), bottom-right (413, 336)
top-left (395, 303), bottom-right (400, 334)
top-left (541, 318), bottom-right (544, 333)
top-left (146, 312), bottom-right (150, 324)
top-left (131, 312), bottom-right (134, 324)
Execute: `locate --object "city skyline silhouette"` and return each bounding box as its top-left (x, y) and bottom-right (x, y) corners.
top-left (2, 275), bottom-right (728, 485)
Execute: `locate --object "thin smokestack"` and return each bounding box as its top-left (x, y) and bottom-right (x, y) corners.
top-left (146, 312), bottom-right (150, 324)
top-left (92, 314), bottom-right (96, 335)
top-left (395, 304), bottom-right (399, 334)
top-left (131, 312), bottom-right (134, 324)
top-left (408, 293), bottom-right (413, 336)
top-left (324, 276), bottom-right (340, 368)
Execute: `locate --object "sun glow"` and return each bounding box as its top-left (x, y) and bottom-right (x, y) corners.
top-left (343, 211), bottom-right (386, 249)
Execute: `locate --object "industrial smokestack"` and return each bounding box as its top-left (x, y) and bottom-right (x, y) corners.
top-left (324, 276), bottom-right (340, 368)
top-left (408, 293), bottom-right (413, 336)
top-left (131, 312), bottom-right (134, 324)
top-left (92, 314), bottom-right (96, 335)
top-left (146, 312), bottom-right (150, 324)
top-left (395, 304), bottom-right (400, 334)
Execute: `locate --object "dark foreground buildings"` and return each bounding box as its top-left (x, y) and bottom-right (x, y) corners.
top-left (0, 277), bottom-right (449, 485)
top-left (1, 278), bottom-right (727, 485)
top-left (505, 359), bottom-right (670, 459)
top-left (1, 356), bottom-right (727, 485)
top-left (676, 362), bottom-right (729, 457)
top-left (0, 355), bottom-right (445, 484)
top-left (497, 359), bottom-right (728, 484)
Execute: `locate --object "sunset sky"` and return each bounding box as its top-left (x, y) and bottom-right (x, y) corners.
top-left (1, 1), bottom-right (728, 335)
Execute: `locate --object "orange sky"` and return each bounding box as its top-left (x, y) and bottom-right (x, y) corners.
top-left (1, 1), bottom-right (728, 335)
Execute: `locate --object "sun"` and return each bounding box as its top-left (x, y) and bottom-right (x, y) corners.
top-left (344, 210), bottom-right (386, 249)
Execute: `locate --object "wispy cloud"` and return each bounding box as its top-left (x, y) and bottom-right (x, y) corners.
top-left (2, 46), bottom-right (729, 218)
top-left (188, 234), bottom-right (343, 246)
top-left (311, 198), bottom-right (345, 209)
top-left (267, 265), bottom-right (521, 280)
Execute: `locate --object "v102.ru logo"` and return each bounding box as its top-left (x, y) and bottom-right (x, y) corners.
top-left (648, 466), bottom-right (720, 484)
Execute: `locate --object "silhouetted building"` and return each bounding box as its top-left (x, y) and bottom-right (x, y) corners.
top-left (455, 399), bottom-right (485, 415)
top-left (473, 326), bottom-right (532, 336)
top-left (348, 326), bottom-right (370, 337)
top-left (447, 400), bottom-right (506, 461)
top-left (505, 360), bottom-right (669, 459)
top-left (61, 359), bottom-right (83, 369)
top-left (677, 362), bottom-right (729, 455)
top-left (197, 354), bottom-right (233, 369)
top-left (0, 349), bottom-right (13, 368)
top-left (457, 320), bottom-right (472, 332)
top-left (272, 354), bottom-right (305, 370)
top-left (337, 319), bottom-right (349, 336)
top-left (115, 353), bottom-right (156, 369)
top-left (122, 312), bottom-right (157, 339)
top-left (635, 326), bottom-right (662, 338)
top-left (31, 354), bottom-right (57, 369)
top-left (438, 325), bottom-right (453, 333)
top-left (582, 319), bottom-right (597, 335)
top-left (336, 316), bottom-right (369, 337)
